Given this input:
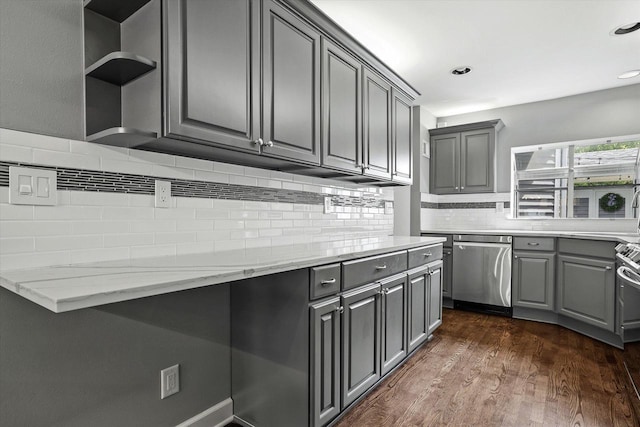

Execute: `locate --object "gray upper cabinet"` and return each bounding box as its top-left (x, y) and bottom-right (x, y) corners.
top-left (83, 0), bottom-right (419, 184)
top-left (164, 0), bottom-right (260, 152)
top-left (363, 68), bottom-right (392, 181)
top-left (391, 89), bottom-right (413, 184)
top-left (321, 39), bottom-right (362, 174)
top-left (429, 119), bottom-right (503, 194)
top-left (262, 1), bottom-right (321, 164)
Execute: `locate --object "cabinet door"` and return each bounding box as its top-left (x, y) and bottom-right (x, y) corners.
top-left (380, 274), bottom-right (408, 376)
top-left (342, 283), bottom-right (381, 408)
top-left (513, 251), bottom-right (555, 311)
top-left (442, 247), bottom-right (453, 299)
top-left (311, 297), bottom-right (341, 427)
top-left (164, 0), bottom-right (260, 151)
top-left (391, 88), bottom-right (412, 184)
top-left (263, 1), bottom-right (321, 164)
top-left (363, 68), bottom-right (392, 180)
top-left (428, 262), bottom-right (443, 334)
top-left (321, 39), bottom-right (362, 174)
top-left (459, 129), bottom-right (494, 193)
top-left (557, 254), bottom-right (615, 331)
top-left (407, 267), bottom-right (429, 353)
top-left (430, 133), bottom-right (459, 194)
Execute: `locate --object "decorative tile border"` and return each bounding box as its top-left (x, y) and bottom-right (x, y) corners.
top-left (421, 201), bottom-right (511, 209)
top-left (0, 161), bottom-right (387, 209)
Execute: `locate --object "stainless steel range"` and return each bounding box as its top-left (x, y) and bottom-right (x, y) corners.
top-left (615, 242), bottom-right (640, 419)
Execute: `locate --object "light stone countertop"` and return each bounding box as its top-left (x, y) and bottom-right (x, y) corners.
top-left (0, 235), bottom-right (445, 313)
top-left (421, 229), bottom-right (640, 243)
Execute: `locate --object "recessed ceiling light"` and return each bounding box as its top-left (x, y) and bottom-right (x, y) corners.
top-left (611, 22), bottom-right (640, 35)
top-left (451, 66), bottom-right (472, 76)
top-left (618, 70), bottom-right (640, 79)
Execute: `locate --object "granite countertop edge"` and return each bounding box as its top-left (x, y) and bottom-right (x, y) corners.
top-left (0, 235), bottom-right (446, 313)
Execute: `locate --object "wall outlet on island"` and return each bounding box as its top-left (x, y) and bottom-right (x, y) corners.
top-left (160, 364), bottom-right (180, 399)
top-left (155, 180), bottom-right (171, 208)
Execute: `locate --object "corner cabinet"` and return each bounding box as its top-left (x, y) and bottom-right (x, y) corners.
top-left (429, 119), bottom-right (503, 194)
top-left (556, 238), bottom-right (616, 332)
top-left (83, 0), bottom-right (418, 185)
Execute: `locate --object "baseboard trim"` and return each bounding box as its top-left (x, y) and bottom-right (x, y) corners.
top-left (176, 397), bottom-right (234, 427)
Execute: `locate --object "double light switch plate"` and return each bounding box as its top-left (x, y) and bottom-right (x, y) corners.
top-left (9, 166), bottom-right (57, 206)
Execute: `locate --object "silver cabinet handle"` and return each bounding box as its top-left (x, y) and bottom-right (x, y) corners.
top-left (455, 186), bottom-right (459, 190)
top-left (254, 137), bottom-right (264, 146)
top-left (460, 186), bottom-right (464, 190)
top-left (320, 278), bottom-right (336, 286)
top-left (527, 242), bottom-right (540, 246)
top-left (382, 288), bottom-right (390, 295)
top-left (605, 266), bottom-right (612, 270)
top-left (375, 265), bottom-right (387, 270)
top-left (423, 252), bottom-right (432, 257)
top-left (444, 251), bottom-right (452, 255)
top-left (458, 245), bottom-right (465, 250)
top-left (266, 140), bottom-right (274, 147)
top-left (514, 255), bottom-right (519, 259)
top-left (335, 306), bottom-right (344, 314)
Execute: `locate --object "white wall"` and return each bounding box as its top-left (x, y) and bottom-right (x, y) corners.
top-left (0, 129), bottom-right (394, 271)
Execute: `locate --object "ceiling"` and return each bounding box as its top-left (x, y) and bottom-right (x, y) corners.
top-left (310, 0), bottom-right (640, 117)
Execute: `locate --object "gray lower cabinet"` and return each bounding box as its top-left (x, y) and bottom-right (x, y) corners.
top-left (311, 297), bottom-right (341, 427)
top-left (512, 251), bottom-right (555, 311)
top-left (557, 254), bottom-right (615, 331)
top-left (407, 260), bottom-right (443, 353)
top-left (342, 282), bottom-right (382, 408)
top-left (380, 274), bottom-right (408, 375)
top-left (164, 0), bottom-right (260, 151)
top-left (428, 261), bottom-right (443, 334)
top-left (442, 246), bottom-right (453, 299)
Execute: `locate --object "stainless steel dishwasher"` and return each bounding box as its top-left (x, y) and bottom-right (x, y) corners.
top-left (452, 235), bottom-right (512, 316)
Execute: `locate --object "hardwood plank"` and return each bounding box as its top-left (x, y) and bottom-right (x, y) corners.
top-left (334, 309), bottom-right (638, 427)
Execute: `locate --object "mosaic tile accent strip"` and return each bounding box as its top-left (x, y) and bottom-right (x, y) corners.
top-left (421, 201), bottom-right (510, 209)
top-left (0, 161), bottom-right (387, 208)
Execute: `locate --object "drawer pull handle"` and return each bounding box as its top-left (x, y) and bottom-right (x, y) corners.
top-left (606, 266), bottom-right (612, 270)
top-left (445, 251), bottom-right (452, 255)
top-left (320, 278), bottom-right (336, 286)
top-left (335, 306), bottom-right (344, 314)
top-left (514, 255), bottom-right (519, 259)
top-left (423, 252), bottom-right (433, 257)
top-left (527, 242), bottom-right (540, 246)
top-left (375, 265), bottom-right (387, 270)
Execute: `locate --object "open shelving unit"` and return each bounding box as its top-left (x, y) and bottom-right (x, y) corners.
top-left (83, 0), bottom-right (159, 147)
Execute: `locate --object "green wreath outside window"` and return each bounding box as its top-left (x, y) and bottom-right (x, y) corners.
top-left (599, 192), bottom-right (625, 212)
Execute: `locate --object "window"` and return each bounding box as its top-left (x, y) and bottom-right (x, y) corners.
top-left (511, 135), bottom-right (640, 219)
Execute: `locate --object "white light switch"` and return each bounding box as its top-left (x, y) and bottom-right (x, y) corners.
top-left (9, 166), bottom-right (57, 206)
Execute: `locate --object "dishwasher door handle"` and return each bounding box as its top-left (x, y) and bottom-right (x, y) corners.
top-left (454, 241), bottom-right (512, 249)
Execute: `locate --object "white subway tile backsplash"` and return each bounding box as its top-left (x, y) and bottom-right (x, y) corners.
top-left (0, 129), bottom-right (394, 271)
top-left (33, 149), bottom-right (100, 170)
top-left (0, 144), bottom-right (32, 163)
top-left (36, 235), bottom-right (103, 252)
top-left (0, 237), bottom-right (35, 254)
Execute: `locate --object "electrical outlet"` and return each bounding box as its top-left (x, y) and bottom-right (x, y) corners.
top-left (9, 166), bottom-right (57, 206)
top-left (160, 364), bottom-right (180, 399)
top-left (155, 180), bottom-right (171, 208)
top-left (323, 196), bottom-right (333, 214)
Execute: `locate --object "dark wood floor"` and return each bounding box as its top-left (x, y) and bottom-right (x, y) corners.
top-left (335, 309), bottom-right (638, 427)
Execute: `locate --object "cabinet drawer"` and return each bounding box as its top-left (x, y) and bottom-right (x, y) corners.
top-left (558, 238), bottom-right (616, 260)
top-left (408, 244), bottom-right (443, 269)
top-left (342, 251), bottom-right (408, 290)
top-left (310, 264), bottom-right (341, 300)
top-left (513, 237), bottom-right (555, 252)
